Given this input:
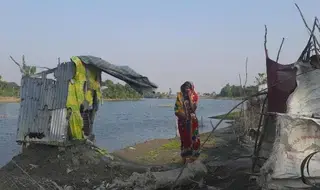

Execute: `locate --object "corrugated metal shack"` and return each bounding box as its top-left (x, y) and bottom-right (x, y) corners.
top-left (253, 21), bottom-right (320, 189)
top-left (16, 55), bottom-right (157, 146)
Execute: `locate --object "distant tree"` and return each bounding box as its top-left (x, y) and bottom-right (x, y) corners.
top-left (218, 83), bottom-right (258, 98)
top-left (101, 80), bottom-right (142, 100)
top-left (0, 77), bottom-right (19, 97)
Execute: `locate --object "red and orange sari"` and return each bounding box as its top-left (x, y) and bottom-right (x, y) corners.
top-left (174, 83), bottom-right (200, 162)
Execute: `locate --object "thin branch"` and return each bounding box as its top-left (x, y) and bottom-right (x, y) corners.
top-left (33, 66), bottom-right (51, 70)
top-left (315, 17), bottom-right (320, 33)
top-left (22, 55), bottom-right (25, 65)
top-left (239, 74), bottom-right (242, 95)
top-left (276, 38), bottom-right (285, 63)
top-left (242, 57), bottom-right (248, 133)
top-left (244, 57), bottom-right (248, 89)
top-left (295, 3), bottom-right (312, 33)
top-left (9, 56), bottom-right (25, 74)
top-left (295, 4), bottom-right (320, 49)
top-left (58, 57), bottom-right (61, 64)
top-left (264, 25), bottom-right (268, 58)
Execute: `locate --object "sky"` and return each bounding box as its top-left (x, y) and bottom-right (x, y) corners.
top-left (1, 0), bottom-right (320, 93)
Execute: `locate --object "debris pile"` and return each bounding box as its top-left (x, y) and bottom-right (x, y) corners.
top-left (0, 141), bottom-right (210, 190)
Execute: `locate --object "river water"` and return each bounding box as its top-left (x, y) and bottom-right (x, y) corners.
top-left (0, 98), bottom-right (240, 166)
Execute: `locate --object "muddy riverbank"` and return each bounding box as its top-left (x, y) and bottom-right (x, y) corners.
top-left (0, 126), bottom-right (257, 190)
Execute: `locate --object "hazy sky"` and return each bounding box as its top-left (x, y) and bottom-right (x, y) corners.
top-left (1, 0), bottom-right (319, 93)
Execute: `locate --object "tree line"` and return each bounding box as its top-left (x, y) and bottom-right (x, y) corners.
top-left (217, 73), bottom-right (267, 98)
top-left (101, 79), bottom-right (142, 99)
top-left (0, 76), bottom-right (143, 100)
top-left (0, 72), bottom-right (268, 99)
top-left (0, 76), bottom-right (20, 97)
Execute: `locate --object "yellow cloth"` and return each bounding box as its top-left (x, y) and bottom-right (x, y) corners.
top-left (85, 67), bottom-right (102, 106)
top-left (174, 92), bottom-right (184, 114)
top-left (65, 56), bottom-right (103, 140)
top-left (66, 56), bottom-right (87, 140)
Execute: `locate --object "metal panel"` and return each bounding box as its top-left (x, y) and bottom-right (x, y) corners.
top-left (38, 78), bottom-right (56, 110)
top-left (16, 75), bottom-right (70, 145)
top-left (17, 108), bottom-right (68, 145)
top-left (53, 62), bottom-right (75, 109)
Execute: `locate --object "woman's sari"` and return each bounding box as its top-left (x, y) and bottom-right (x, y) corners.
top-left (174, 88), bottom-right (200, 161)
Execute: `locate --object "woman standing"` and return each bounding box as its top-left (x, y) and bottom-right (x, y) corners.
top-left (174, 81), bottom-right (200, 163)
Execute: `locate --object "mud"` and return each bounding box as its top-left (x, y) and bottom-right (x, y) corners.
top-left (0, 127), bottom-right (260, 190)
top-left (0, 142), bottom-right (147, 190)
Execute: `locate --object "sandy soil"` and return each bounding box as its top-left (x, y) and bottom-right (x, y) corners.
top-left (0, 97), bottom-right (20, 103)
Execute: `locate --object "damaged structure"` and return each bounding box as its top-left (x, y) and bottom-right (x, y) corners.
top-left (253, 20), bottom-right (320, 189)
top-left (15, 55), bottom-right (157, 146)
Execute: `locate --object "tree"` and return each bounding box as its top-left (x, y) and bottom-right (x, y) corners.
top-left (23, 65), bottom-right (37, 76)
top-left (218, 84), bottom-right (258, 98)
top-left (101, 80), bottom-right (142, 100)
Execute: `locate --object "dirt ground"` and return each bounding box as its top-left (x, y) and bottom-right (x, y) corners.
top-left (0, 126), bottom-right (259, 190)
top-left (114, 126), bottom-right (258, 190)
top-left (0, 142), bottom-right (146, 190)
top-left (113, 134), bottom-right (216, 166)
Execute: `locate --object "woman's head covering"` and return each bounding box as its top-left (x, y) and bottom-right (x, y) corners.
top-left (180, 81), bottom-right (194, 93)
top-left (180, 81), bottom-right (198, 104)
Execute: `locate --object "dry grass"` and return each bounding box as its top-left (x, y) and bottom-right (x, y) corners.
top-left (232, 95), bottom-right (267, 141)
top-left (0, 97), bottom-right (20, 103)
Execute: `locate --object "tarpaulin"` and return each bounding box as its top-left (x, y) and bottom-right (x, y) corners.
top-left (266, 58), bottom-right (296, 113)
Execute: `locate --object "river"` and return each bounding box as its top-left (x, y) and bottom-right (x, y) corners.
top-left (0, 98), bottom-right (240, 166)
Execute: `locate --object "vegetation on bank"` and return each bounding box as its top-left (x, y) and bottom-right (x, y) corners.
top-left (0, 77), bottom-right (143, 101)
top-left (101, 79), bottom-right (142, 100)
top-left (209, 111), bottom-right (241, 120)
top-left (0, 76), bottom-right (19, 97)
top-left (217, 73), bottom-right (267, 98)
top-left (0, 72), bottom-right (268, 101)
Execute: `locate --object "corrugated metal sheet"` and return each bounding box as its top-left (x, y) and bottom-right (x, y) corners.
top-left (53, 62), bottom-right (75, 109)
top-left (16, 62), bottom-right (75, 145)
